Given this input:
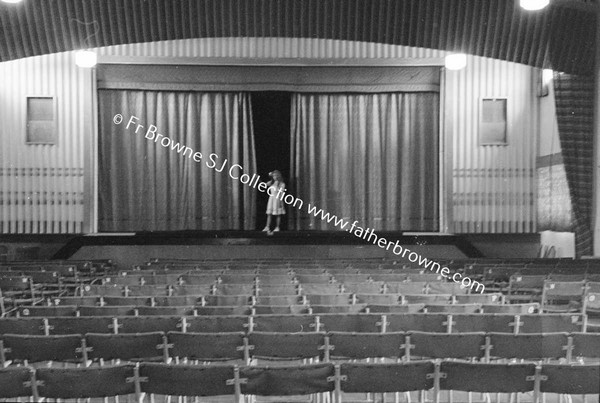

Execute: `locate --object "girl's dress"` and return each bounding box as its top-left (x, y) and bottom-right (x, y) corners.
top-left (266, 181), bottom-right (286, 215)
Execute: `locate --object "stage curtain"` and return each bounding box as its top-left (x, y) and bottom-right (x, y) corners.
top-left (553, 73), bottom-right (594, 257)
top-left (98, 90), bottom-right (256, 231)
top-left (290, 93), bottom-right (439, 231)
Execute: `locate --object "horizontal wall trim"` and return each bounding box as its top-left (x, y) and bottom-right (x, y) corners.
top-left (0, 168), bottom-right (84, 177)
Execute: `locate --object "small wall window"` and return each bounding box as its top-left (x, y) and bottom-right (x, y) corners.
top-left (26, 96), bottom-right (56, 144)
top-left (480, 98), bottom-right (507, 145)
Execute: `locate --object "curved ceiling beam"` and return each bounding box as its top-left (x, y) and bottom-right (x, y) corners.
top-left (0, 0), bottom-right (595, 74)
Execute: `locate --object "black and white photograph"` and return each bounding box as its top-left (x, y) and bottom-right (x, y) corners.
top-left (0, 0), bottom-right (599, 401)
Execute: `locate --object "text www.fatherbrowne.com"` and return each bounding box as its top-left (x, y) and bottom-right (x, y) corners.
top-left (115, 114), bottom-right (484, 294)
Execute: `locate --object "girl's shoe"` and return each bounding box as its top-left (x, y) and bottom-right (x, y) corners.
top-left (273, 227), bottom-right (280, 232)
top-left (262, 227), bottom-right (269, 232)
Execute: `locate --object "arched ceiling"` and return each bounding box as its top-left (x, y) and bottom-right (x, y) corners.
top-left (0, 0), bottom-right (596, 75)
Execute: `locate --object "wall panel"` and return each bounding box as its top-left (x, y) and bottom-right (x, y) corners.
top-left (0, 37), bottom-right (538, 233)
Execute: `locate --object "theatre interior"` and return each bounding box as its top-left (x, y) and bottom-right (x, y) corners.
top-left (0, 0), bottom-right (599, 401)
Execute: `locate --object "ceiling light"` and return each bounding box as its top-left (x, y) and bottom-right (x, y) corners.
top-left (445, 53), bottom-right (467, 71)
top-left (520, 0), bottom-right (550, 11)
top-left (1, 0), bottom-right (23, 3)
top-left (75, 50), bottom-right (97, 68)
top-left (542, 69), bottom-right (553, 85)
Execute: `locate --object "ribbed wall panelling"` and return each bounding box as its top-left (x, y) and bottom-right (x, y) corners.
top-left (0, 0), bottom-right (595, 75)
top-left (0, 52), bottom-right (88, 233)
top-left (449, 55), bottom-right (538, 233)
top-left (0, 37), bottom-right (539, 233)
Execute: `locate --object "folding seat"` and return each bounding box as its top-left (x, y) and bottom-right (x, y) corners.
top-left (104, 275), bottom-right (143, 286)
top-left (407, 331), bottom-right (486, 360)
top-left (455, 293), bottom-right (503, 304)
top-left (205, 294), bottom-right (252, 306)
top-left (386, 281), bottom-right (428, 294)
top-left (80, 283), bottom-right (123, 296)
top-left (507, 274), bottom-right (546, 303)
top-left (331, 274), bottom-right (371, 283)
top-left (366, 303), bottom-right (425, 314)
top-left (257, 274), bottom-right (295, 285)
top-left (571, 332), bottom-right (600, 360)
top-left (425, 304), bottom-right (481, 314)
top-left (103, 296), bottom-right (153, 306)
top-left (386, 313), bottom-right (448, 333)
top-left (547, 273), bottom-right (587, 281)
top-left (402, 294), bottom-right (452, 304)
top-left (0, 366), bottom-right (33, 399)
top-left (85, 332), bottom-right (167, 362)
top-left (144, 273), bottom-right (181, 285)
top-left (167, 331), bottom-right (245, 361)
top-left (0, 317), bottom-right (46, 335)
top-left (518, 314), bottom-right (583, 334)
top-left (1, 333), bottom-right (82, 365)
top-left (299, 283), bottom-right (341, 294)
top-left (153, 295), bottom-right (202, 306)
top-left (248, 331), bottom-right (326, 360)
top-left (451, 314), bottom-right (516, 333)
top-left (219, 273), bottom-right (256, 284)
top-left (305, 294), bottom-right (351, 305)
top-left (354, 293), bottom-right (400, 305)
top-left (0, 275), bottom-right (37, 303)
top-left (118, 316), bottom-right (181, 333)
top-left (252, 314), bottom-right (317, 333)
top-left (541, 280), bottom-right (587, 312)
top-left (368, 273), bottom-right (408, 282)
top-left (179, 273), bottom-right (217, 285)
top-left (253, 295), bottom-right (303, 305)
top-left (540, 363), bottom-right (600, 396)
top-left (36, 365), bottom-right (136, 399)
top-left (135, 306), bottom-right (196, 316)
top-left (50, 295), bottom-right (100, 306)
top-left (295, 274), bottom-right (333, 284)
top-left (253, 305), bottom-right (309, 315)
top-left (328, 332), bottom-right (404, 359)
top-left (341, 282), bottom-right (384, 294)
top-left (169, 284), bottom-right (212, 296)
top-left (139, 362), bottom-right (237, 398)
top-left (310, 305), bottom-right (367, 314)
top-left (428, 282), bottom-right (469, 295)
top-left (406, 273), bottom-right (444, 282)
top-left (17, 305), bottom-right (77, 317)
top-left (126, 284), bottom-right (169, 296)
top-left (240, 363), bottom-right (334, 397)
top-left (256, 284), bottom-right (298, 296)
top-left (214, 283), bottom-right (255, 296)
top-left (195, 306), bottom-right (252, 316)
top-left (339, 361), bottom-right (435, 394)
top-left (186, 315), bottom-right (249, 333)
top-left (78, 305), bottom-right (136, 316)
top-left (488, 332), bottom-right (569, 361)
top-left (48, 317), bottom-right (114, 335)
top-left (480, 303), bottom-right (539, 314)
top-left (438, 361), bottom-right (536, 394)
top-left (318, 314), bottom-right (382, 333)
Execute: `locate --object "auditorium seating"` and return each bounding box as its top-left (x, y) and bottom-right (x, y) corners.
top-left (0, 257), bottom-right (599, 402)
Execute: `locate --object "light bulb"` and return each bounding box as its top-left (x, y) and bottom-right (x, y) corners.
top-left (520, 0), bottom-right (550, 11)
top-left (75, 50), bottom-right (97, 68)
top-left (445, 53), bottom-right (467, 71)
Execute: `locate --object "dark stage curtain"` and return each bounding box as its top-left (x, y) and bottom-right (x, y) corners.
top-left (291, 93), bottom-right (439, 231)
top-left (98, 90), bottom-right (256, 231)
top-left (553, 73), bottom-right (594, 257)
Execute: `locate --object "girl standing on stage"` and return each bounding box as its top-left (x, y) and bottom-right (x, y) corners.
top-left (263, 170), bottom-right (285, 233)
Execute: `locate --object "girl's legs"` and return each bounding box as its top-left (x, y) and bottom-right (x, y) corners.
top-left (274, 215), bottom-right (281, 231)
top-left (263, 214), bottom-right (272, 231)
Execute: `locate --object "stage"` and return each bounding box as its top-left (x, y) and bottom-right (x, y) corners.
top-left (46, 231), bottom-right (539, 269)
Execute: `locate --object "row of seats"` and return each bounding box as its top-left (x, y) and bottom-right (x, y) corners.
top-left (1, 331), bottom-right (599, 365)
top-left (1, 361), bottom-right (598, 400)
top-left (0, 313), bottom-right (586, 335)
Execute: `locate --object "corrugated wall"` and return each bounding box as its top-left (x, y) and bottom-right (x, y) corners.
top-left (448, 55), bottom-right (538, 233)
top-left (0, 37), bottom-right (538, 233)
top-left (0, 52), bottom-right (89, 233)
